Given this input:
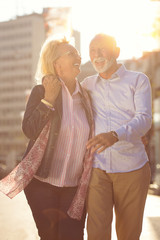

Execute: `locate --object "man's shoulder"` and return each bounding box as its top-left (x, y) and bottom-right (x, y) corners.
top-left (123, 68), bottom-right (149, 83)
top-left (81, 74), bottom-right (98, 88)
top-left (125, 68), bottom-right (148, 78)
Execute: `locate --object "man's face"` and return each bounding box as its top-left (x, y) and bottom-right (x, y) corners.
top-left (89, 36), bottom-right (116, 73)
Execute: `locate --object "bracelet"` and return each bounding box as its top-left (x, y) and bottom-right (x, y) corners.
top-left (111, 131), bottom-right (119, 141)
top-left (41, 99), bottom-right (53, 108)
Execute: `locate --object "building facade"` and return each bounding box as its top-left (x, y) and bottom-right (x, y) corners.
top-left (0, 14), bottom-right (46, 169)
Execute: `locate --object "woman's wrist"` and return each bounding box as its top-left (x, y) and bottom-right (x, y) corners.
top-left (41, 99), bottom-right (53, 108)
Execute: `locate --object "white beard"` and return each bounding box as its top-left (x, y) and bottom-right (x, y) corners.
top-left (92, 57), bottom-right (115, 73)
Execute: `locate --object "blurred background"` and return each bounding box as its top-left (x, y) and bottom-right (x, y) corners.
top-left (0, 1), bottom-right (160, 239)
top-left (0, 0), bottom-right (160, 192)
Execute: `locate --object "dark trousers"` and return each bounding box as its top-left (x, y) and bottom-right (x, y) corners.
top-left (24, 178), bottom-right (86, 240)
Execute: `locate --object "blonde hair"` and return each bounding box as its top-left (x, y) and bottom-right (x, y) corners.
top-left (35, 37), bottom-right (69, 83)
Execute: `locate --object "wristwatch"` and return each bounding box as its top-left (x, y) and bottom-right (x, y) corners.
top-left (111, 131), bottom-right (119, 141)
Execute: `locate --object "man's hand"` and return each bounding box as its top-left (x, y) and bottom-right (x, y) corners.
top-left (141, 135), bottom-right (148, 146)
top-left (43, 74), bottom-right (62, 105)
top-left (86, 132), bottom-right (118, 154)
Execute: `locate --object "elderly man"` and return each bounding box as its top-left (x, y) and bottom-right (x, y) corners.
top-left (82, 33), bottom-right (152, 240)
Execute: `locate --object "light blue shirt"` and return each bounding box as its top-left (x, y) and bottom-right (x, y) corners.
top-left (81, 64), bottom-right (152, 173)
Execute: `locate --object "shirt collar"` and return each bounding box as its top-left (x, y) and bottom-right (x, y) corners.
top-left (74, 79), bottom-right (82, 95)
top-left (111, 64), bottom-right (126, 79)
top-left (60, 78), bottom-right (82, 95)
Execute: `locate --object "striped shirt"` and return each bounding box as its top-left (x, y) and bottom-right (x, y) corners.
top-left (35, 80), bottom-right (90, 187)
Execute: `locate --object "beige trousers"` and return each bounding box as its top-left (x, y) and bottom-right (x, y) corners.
top-left (87, 163), bottom-right (151, 240)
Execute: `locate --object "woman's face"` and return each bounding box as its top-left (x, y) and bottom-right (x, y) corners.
top-left (54, 43), bottom-right (81, 81)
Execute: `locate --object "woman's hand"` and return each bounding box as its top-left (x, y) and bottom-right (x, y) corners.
top-left (42, 74), bottom-right (62, 105)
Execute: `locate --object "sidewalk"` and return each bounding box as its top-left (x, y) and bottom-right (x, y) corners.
top-left (0, 191), bottom-right (39, 240)
top-left (140, 191), bottom-right (160, 240)
top-left (0, 190), bottom-right (160, 240)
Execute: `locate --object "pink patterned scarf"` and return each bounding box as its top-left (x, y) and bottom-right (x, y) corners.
top-left (0, 89), bottom-right (94, 220)
top-left (0, 121), bottom-right (51, 198)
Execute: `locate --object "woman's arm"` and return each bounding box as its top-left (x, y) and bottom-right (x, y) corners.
top-left (22, 85), bottom-right (53, 140)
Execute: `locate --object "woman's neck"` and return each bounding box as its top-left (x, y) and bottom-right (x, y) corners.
top-left (65, 78), bottom-right (76, 95)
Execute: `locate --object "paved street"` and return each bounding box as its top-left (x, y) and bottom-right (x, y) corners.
top-left (0, 190), bottom-right (160, 240)
top-left (0, 191), bottom-right (39, 240)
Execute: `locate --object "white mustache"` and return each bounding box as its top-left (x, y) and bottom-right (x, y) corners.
top-left (93, 57), bottom-right (106, 64)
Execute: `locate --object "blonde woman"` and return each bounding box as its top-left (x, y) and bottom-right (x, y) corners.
top-left (17, 38), bottom-right (94, 240)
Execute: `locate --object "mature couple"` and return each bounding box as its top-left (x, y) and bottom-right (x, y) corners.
top-left (0, 33), bottom-right (152, 240)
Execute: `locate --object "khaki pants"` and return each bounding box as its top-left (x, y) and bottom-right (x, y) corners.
top-left (87, 163), bottom-right (151, 240)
